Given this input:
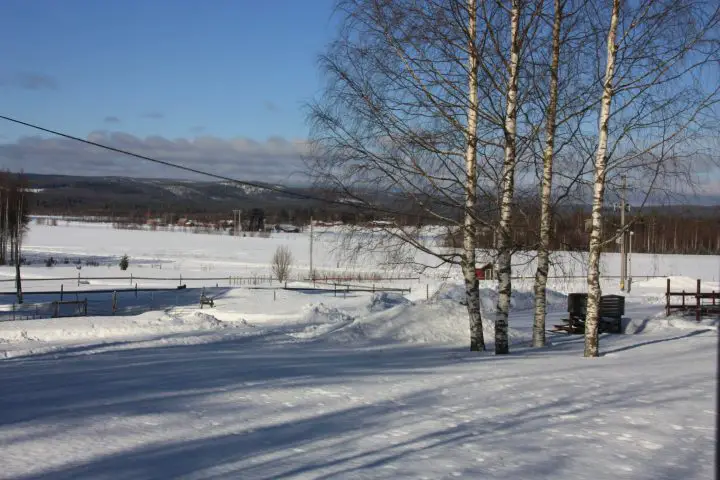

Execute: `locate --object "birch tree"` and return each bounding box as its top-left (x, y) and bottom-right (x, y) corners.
top-left (494, 0), bottom-right (523, 355)
top-left (463, 0), bottom-right (484, 351)
top-left (308, 0), bottom-right (490, 351)
top-left (584, 0), bottom-right (720, 357)
top-left (528, 0), bottom-right (601, 346)
top-left (531, 0), bottom-right (563, 348)
top-left (584, 0), bottom-right (620, 357)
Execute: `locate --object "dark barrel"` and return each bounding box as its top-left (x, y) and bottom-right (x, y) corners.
top-left (567, 293), bottom-right (588, 317)
top-left (599, 294), bottom-right (625, 318)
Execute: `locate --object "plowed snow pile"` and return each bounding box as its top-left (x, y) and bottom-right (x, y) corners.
top-left (300, 285), bottom-right (567, 346)
top-left (0, 311), bottom-right (250, 358)
top-left (433, 283), bottom-right (567, 311)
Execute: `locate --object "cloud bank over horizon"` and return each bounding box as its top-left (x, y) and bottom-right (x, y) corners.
top-left (1, 130), bottom-right (718, 204)
top-left (0, 131), bottom-right (311, 184)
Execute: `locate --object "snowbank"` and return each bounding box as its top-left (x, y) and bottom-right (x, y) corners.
top-left (0, 310), bottom-right (254, 358)
top-left (433, 282), bottom-right (567, 312)
top-left (3, 277), bottom-right (717, 358)
top-left (288, 289), bottom-right (536, 347)
top-left (624, 315), bottom-right (718, 334)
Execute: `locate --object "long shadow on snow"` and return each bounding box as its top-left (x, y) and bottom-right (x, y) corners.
top-left (0, 333), bottom-right (495, 429)
top-left (601, 328), bottom-right (714, 355)
top-left (4, 342), bottom-right (713, 480)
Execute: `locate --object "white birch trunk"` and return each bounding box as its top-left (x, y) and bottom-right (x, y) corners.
top-left (532, 0), bottom-right (563, 348)
top-left (464, 0), bottom-right (485, 352)
top-left (585, 0), bottom-right (620, 358)
top-left (495, 0), bottom-right (521, 355)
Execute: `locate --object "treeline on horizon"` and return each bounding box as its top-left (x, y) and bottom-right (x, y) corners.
top-left (29, 198), bottom-right (720, 255)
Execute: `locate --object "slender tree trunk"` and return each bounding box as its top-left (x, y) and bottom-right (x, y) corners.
top-left (15, 193), bottom-right (23, 304)
top-left (585, 0), bottom-right (620, 358)
top-left (14, 238), bottom-right (22, 303)
top-left (464, 0), bottom-right (485, 352)
top-left (495, 0), bottom-right (521, 355)
top-left (0, 190), bottom-right (7, 265)
top-left (533, 0), bottom-right (563, 348)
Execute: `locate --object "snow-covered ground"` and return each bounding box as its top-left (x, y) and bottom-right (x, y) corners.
top-left (0, 222), bottom-right (718, 479)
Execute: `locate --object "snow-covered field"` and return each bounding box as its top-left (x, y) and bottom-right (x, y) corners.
top-left (0, 222), bottom-right (718, 479)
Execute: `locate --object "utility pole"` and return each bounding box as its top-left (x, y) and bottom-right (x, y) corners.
top-left (619, 175), bottom-right (627, 291)
top-left (309, 216), bottom-right (314, 280)
top-left (232, 209), bottom-right (242, 236)
top-left (627, 230), bottom-right (633, 293)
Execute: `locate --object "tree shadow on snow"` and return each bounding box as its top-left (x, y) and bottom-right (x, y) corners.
top-left (0, 333), bottom-right (714, 480)
top-left (601, 329), bottom-right (714, 355)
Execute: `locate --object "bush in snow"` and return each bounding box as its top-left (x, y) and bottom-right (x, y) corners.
top-left (272, 245), bottom-right (293, 282)
top-left (119, 254), bottom-right (130, 271)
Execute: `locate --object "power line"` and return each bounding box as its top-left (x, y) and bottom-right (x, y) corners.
top-left (0, 114), bottom-right (445, 222)
top-left (0, 114), bottom-right (333, 205)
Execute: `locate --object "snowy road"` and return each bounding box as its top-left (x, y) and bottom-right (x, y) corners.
top-left (0, 329), bottom-right (716, 480)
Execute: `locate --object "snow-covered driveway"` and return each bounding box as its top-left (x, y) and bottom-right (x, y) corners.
top-left (0, 329), bottom-right (715, 480)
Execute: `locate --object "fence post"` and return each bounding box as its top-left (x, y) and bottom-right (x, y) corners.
top-left (179, 274), bottom-right (182, 286)
top-left (426, 284), bottom-right (429, 300)
top-left (12, 302), bottom-right (16, 321)
top-left (274, 290), bottom-right (276, 301)
top-left (112, 291), bottom-right (117, 314)
top-left (130, 273), bottom-right (133, 285)
top-left (78, 271), bottom-right (81, 286)
top-left (135, 283), bottom-right (138, 298)
top-left (61, 284), bottom-right (64, 301)
top-left (696, 279), bottom-right (701, 322)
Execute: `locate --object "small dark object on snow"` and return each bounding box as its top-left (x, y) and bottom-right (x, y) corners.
top-left (552, 293), bottom-right (624, 335)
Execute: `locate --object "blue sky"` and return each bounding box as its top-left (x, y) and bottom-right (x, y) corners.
top-left (0, 0), bottom-right (336, 181)
top-left (1, 0), bottom-right (718, 200)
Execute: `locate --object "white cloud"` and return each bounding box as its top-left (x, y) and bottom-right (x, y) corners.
top-left (0, 131), bottom-right (311, 184)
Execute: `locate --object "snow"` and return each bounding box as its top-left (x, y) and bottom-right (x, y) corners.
top-left (0, 222), bottom-right (718, 479)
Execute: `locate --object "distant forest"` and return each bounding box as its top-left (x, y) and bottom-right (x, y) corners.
top-left (14, 173), bottom-right (720, 255)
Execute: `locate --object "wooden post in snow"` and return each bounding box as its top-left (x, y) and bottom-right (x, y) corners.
top-left (696, 278), bottom-right (701, 322)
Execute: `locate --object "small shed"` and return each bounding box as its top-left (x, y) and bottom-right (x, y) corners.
top-left (475, 263), bottom-right (495, 280)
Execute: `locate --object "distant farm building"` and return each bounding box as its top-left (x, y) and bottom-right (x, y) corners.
top-left (475, 263), bottom-right (495, 280)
